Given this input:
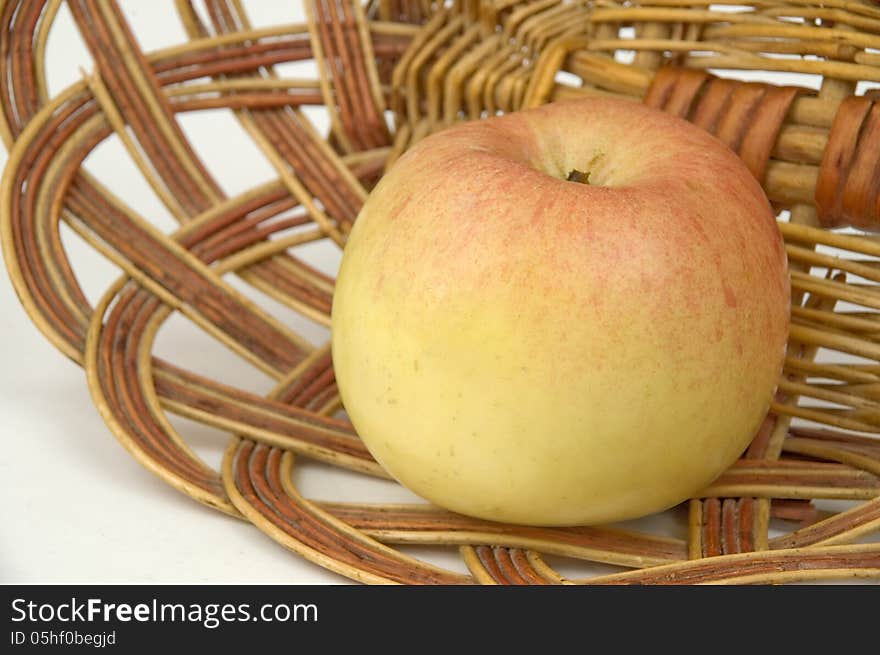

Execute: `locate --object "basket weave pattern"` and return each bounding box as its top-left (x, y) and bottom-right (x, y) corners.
top-left (3, 0), bottom-right (880, 584)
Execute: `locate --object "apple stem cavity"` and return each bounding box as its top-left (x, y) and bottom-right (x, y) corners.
top-left (566, 168), bottom-right (591, 185)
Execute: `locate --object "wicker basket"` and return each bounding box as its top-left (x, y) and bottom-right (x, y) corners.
top-left (3, 0), bottom-right (880, 584)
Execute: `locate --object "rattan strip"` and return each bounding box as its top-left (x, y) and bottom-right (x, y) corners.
top-left (0, 0), bottom-right (406, 358)
top-left (643, 66), bottom-right (801, 184)
top-left (817, 97), bottom-right (880, 228)
top-left (3, 0), bottom-right (880, 584)
top-left (306, 0), bottom-right (391, 153)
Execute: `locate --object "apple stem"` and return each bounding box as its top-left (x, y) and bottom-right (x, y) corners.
top-left (566, 168), bottom-right (591, 184)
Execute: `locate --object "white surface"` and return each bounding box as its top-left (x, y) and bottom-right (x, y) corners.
top-left (2, 2), bottom-right (878, 584)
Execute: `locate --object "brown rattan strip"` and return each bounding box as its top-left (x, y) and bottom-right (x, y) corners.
top-left (307, 0), bottom-right (391, 152)
top-left (66, 180), bottom-right (306, 373)
top-left (198, 1), bottom-right (364, 233)
top-left (5, 89), bottom-right (99, 356)
top-left (509, 549), bottom-right (550, 585)
top-left (643, 66), bottom-right (800, 183)
top-left (79, 0), bottom-right (362, 323)
top-left (816, 97), bottom-right (880, 229)
top-left (702, 498), bottom-right (722, 557)
top-left (229, 442), bottom-right (470, 584)
top-left (1, 0), bottom-right (43, 133)
top-left (69, 0), bottom-right (222, 216)
top-left (322, 502), bottom-right (687, 564)
top-left (769, 498), bottom-right (880, 549)
top-left (587, 544), bottom-right (880, 585)
top-left (106, 296), bottom-right (218, 485)
top-left (738, 498), bottom-right (756, 553)
top-left (642, 66), bottom-right (709, 117)
top-left (770, 499), bottom-right (818, 524)
top-left (489, 547), bottom-right (531, 585)
top-left (152, 361), bottom-right (380, 474)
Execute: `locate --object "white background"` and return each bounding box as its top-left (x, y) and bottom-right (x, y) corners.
top-left (2, 2), bottom-right (878, 583)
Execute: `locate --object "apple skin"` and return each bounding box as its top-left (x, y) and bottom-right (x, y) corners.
top-left (331, 98), bottom-right (789, 526)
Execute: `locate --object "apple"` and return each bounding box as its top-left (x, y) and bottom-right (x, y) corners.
top-left (331, 98), bottom-right (789, 526)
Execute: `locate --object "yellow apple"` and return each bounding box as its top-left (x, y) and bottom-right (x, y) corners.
top-left (331, 98), bottom-right (789, 526)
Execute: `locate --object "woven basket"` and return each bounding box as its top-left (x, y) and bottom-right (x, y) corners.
top-left (3, 0), bottom-right (880, 584)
